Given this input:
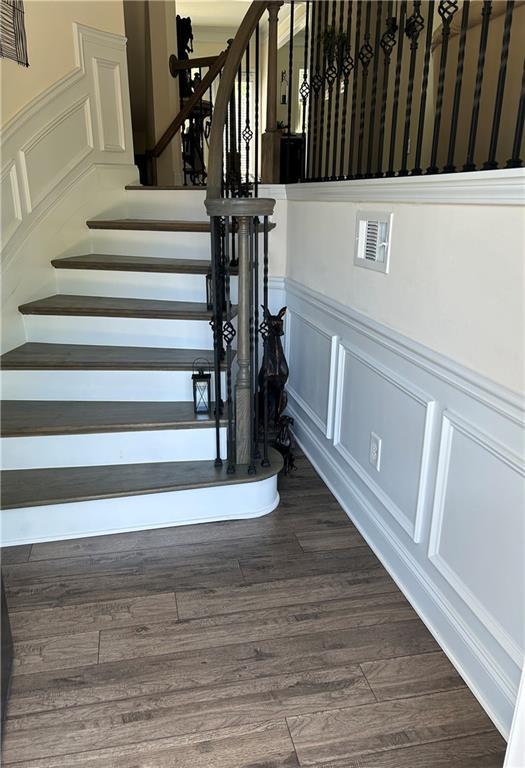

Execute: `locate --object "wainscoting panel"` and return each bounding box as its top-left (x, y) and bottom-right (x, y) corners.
top-left (334, 344), bottom-right (436, 543)
top-left (285, 277), bottom-right (525, 739)
top-left (286, 311), bottom-right (338, 437)
top-left (429, 411), bottom-right (524, 666)
top-left (0, 162), bottom-right (22, 243)
top-left (93, 58), bottom-right (126, 153)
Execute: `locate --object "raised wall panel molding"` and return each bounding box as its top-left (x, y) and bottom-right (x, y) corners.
top-left (286, 278), bottom-right (524, 426)
top-left (429, 411), bottom-right (525, 666)
top-left (333, 342), bottom-right (436, 543)
top-left (284, 168), bottom-right (525, 206)
top-left (286, 310), bottom-right (339, 439)
top-left (0, 162), bottom-right (23, 242)
top-left (92, 58), bottom-right (126, 153)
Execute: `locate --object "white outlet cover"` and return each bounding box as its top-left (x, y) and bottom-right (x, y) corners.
top-left (369, 432), bottom-right (382, 471)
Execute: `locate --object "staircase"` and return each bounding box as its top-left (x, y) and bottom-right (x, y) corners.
top-left (0, 185), bottom-right (281, 545)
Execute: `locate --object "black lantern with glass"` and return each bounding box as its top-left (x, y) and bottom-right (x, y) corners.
top-left (192, 358), bottom-right (212, 415)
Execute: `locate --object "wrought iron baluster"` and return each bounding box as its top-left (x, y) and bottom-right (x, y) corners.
top-left (331, 0), bottom-right (345, 179)
top-left (399, 1), bottom-right (424, 176)
top-left (210, 217), bottom-right (223, 467)
top-left (427, 0), bottom-right (459, 174)
top-left (223, 216), bottom-right (236, 473)
top-left (377, 4), bottom-right (397, 176)
top-left (306, 0), bottom-right (318, 179)
top-left (463, 0), bottom-right (493, 171)
top-left (356, 1), bottom-right (374, 178)
top-left (243, 42), bottom-right (253, 190)
top-left (366, 1), bottom-right (383, 177)
top-left (255, 22), bottom-right (260, 196)
top-left (311, 6), bottom-right (323, 180)
top-left (484, 1), bottom-right (515, 170)
top-left (248, 219), bottom-right (256, 474)
top-left (348, 0), bottom-right (363, 178)
top-left (444, 0), bottom-right (470, 172)
top-left (324, 0), bottom-right (338, 179)
top-left (507, 57), bottom-right (525, 168)
top-left (386, 0), bottom-right (406, 177)
top-left (237, 61), bottom-right (242, 193)
top-left (339, 1), bottom-right (355, 179)
top-left (287, 0), bottom-right (295, 137)
top-left (301, 0), bottom-right (311, 179)
top-left (253, 218), bottom-right (260, 458)
top-left (412, 0), bottom-right (434, 174)
top-left (260, 215), bottom-right (270, 466)
top-left (317, 0), bottom-right (330, 179)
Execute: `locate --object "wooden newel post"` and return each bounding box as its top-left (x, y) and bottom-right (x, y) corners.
top-left (262, 1), bottom-right (284, 183)
top-left (205, 197), bottom-right (275, 467)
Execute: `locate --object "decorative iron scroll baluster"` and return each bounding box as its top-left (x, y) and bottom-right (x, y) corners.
top-left (301, 0), bottom-right (310, 178)
top-left (311, 8), bottom-right (323, 180)
top-left (356, 1), bottom-right (374, 178)
top-left (366, 1), bottom-right (383, 177)
top-left (331, 0), bottom-right (345, 179)
top-left (237, 62), bottom-right (242, 191)
top-left (444, 0), bottom-right (470, 172)
top-left (399, 1), bottom-right (424, 176)
top-left (223, 216), bottom-right (236, 474)
top-left (210, 216), bottom-right (223, 467)
top-left (376, 3), bottom-right (397, 176)
top-left (412, 0), bottom-right (434, 174)
top-left (507, 58), bottom-right (525, 168)
top-left (243, 42), bottom-right (253, 189)
top-left (348, 0), bottom-right (363, 177)
top-left (386, 0), bottom-right (406, 177)
top-left (463, 0), bottom-right (492, 171)
top-left (255, 23), bottom-right (260, 196)
top-left (339, 1), bottom-right (354, 179)
top-left (306, 0), bottom-right (317, 178)
top-left (287, 0), bottom-right (295, 137)
top-left (427, 0), bottom-right (459, 173)
top-left (253, 218), bottom-right (260, 459)
top-left (317, 0), bottom-right (330, 178)
top-left (484, 1), bottom-right (515, 170)
top-left (248, 220), bottom-right (256, 474)
top-left (261, 215), bottom-right (270, 467)
top-left (324, 0), bottom-right (338, 179)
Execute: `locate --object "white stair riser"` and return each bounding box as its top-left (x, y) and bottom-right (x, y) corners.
top-left (24, 315), bottom-right (217, 350)
top-left (1, 477), bottom-right (279, 546)
top-left (55, 270), bottom-right (239, 304)
top-left (89, 230), bottom-right (211, 259)
top-left (125, 189), bottom-right (207, 220)
top-left (1, 370), bottom-right (227, 401)
top-left (1, 428), bottom-right (226, 469)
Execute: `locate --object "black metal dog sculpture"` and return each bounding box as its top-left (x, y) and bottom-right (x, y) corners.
top-left (258, 306), bottom-right (289, 427)
top-left (274, 415), bottom-right (296, 474)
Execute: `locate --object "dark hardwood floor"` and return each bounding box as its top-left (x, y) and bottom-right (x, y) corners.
top-left (0, 453), bottom-right (506, 767)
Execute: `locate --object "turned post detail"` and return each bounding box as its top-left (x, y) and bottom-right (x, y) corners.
top-left (261, 1), bottom-right (284, 183)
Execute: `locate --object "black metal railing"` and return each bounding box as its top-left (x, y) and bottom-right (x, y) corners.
top-left (283, 0), bottom-right (523, 181)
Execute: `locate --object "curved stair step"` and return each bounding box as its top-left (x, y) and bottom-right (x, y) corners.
top-left (18, 294), bottom-right (235, 321)
top-left (0, 401), bottom-right (225, 437)
top-left (86, 219), bottom-right (210, 232)
top-left (0, 343), bottom-right (227, 371)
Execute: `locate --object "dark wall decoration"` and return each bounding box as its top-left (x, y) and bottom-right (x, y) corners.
top-left (0, 0), bottom-right (29, 66)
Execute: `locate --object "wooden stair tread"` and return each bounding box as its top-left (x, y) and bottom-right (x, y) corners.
top-left (0, 343), bottom-right (227, 371)
top-left (18, 294), bottom-right (235, 321)
top-left (51, 255), bottom-right (218, 274)
top-left (0, 401), bottom-right (225, 437)
top-left (0, 451), bottom-right (282, 509)
top-left (86, 219), bottom-right (210, 232)
top-left (125, 185), bottom-right (206, 191)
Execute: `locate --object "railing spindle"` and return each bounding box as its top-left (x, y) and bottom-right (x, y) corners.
top-left (399, 1), bottom-right (424, 176)
top-left (444, 0), bottom-right (470, 173)
top-left (507, 57), bottom-right (525, 168)
top-left (311, 5), bottom-right (323, 180)
top-left (386, 0), bottom-right (406, 177)
top-left (287, 0), bottom-right (295, 137)
top-left (484, 1), bottom-right (515, 170)
top-left (223, 216), bottom-right (236, 474)
top-left (366, 1), bottom-right (383, 177)
top-left (244, 42), bottom-right (252, 189)
top-left (301, 0), bottom-right (311, 179)
top-left (255, 22), bottom-right (260, 195)
top-left (317, 0), bottom-right (330, 179)
top-left (331, 0), bottom-right (345, 179)
top-left (324, 0), bottom-right (338, 179)
top-left (306, 0), bottom-right (317, 179)
top-left (412, 0), bottom-right (434, 174)
top-left (339, 0), bottom-right (355, 179)
top-left (356, 1), bottom-right (374, 178)
top-left (348, 0), bottom-right (363, 178)
top-left (463, 0), bottom-right (493, 171)
top-left (261, 215), bottom-right (270, 467)
top-left (210, 216), bottom-right (223, 467)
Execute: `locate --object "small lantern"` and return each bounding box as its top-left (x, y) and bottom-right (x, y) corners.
top-left (192, 359), bottom-right (212, 414)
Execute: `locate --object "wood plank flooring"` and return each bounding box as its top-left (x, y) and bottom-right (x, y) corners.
top-left (0, 453), bottom-right (506, 767)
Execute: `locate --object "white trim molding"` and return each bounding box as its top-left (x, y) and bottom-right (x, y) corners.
top-left (263, 168), bottom-right (525, 206)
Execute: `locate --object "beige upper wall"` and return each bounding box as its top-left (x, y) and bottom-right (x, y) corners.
top-left (0, 0), bottom-right (125, 127)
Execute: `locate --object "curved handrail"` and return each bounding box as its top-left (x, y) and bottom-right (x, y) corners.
top-left (206, 1), bottom-right (270, 200)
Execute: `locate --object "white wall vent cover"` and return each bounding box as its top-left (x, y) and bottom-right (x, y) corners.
top-left (354, 211), bottom-right (393, 273)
